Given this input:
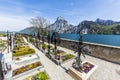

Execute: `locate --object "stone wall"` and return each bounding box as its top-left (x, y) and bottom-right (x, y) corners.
top-left (59, 39), bottom-right (120, 64)
top-left (41, 36), bottom-right (120, 64)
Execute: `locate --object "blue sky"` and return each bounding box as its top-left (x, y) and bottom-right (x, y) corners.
top-left (0, 0), bottom-right (120, 31)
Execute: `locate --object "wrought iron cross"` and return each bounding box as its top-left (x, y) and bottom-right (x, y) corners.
top-left (51, 32), bottom-right (61, 59)
top-left (72, 34), bottom-right (91, 72)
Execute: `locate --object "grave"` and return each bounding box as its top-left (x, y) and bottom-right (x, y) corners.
top-left (68, 33), bottom-right (98, 80)
top-left (68, 61), bottom-right (97, 80)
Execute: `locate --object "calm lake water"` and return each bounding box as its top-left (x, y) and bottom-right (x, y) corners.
top-left (59, 34), bottom-right (120, 47)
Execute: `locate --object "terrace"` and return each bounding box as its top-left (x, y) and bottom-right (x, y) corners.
top-left (23, 32), bottom-right (120, 80)
top-left (1, 32), bottom-right (120, 80)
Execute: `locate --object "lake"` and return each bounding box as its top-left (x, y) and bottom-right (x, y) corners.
top-left (59, 34), bottom-right (120, 47)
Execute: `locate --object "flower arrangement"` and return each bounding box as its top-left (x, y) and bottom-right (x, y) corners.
top-left (82, 62), bottom-right (94, 73)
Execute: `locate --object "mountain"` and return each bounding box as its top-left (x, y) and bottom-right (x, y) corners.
top-left (95, 18), bottom-right (119, 25)
top-left (100, 23), bottom-right (120, 34)
top-left (19, 26), bottom-right (38, 34)
top-left (20, 17), bottom-right (120, 35)
top-left (47, 16), bottom-right (77, 33)
top-left (77, 20), bottom-right (101, 34)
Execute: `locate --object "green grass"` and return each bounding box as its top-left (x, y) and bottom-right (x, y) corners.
top-left (102, 23), bottom-right (120, 28)
top-left (101, 23), bottom-right (120, 34)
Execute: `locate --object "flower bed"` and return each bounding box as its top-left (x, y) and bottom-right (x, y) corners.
top-left (16, 38), bottom-right (25, 44)
top-left (39, 44), bottom-right (53, 50)
top-left (62, 54), bottom-right (75, 62)
top-left (12, 46), bottom-right (35, 56)
top-left (50, 50), bottom-right (65, 55)
top-left (24, 72), bottom-right (48, 80)
top-left (0, 33), bottom-right (6, 37)
top-left (0, 40), bottom-right (6, 48)
top-left (50, 49), bottom-right (75, 63)
top-left (0, 43), bottom-right (5, 47)
top-left (82, 62), bottom-right (94, 73)
top-left (15, 35), bottom-right (25, 44)
top-left (29, 37), bottom-right (34, 43)
top-left (50, 51), bottom-right (56, 55)
top-left (13, 61), bottom-right (41, 76)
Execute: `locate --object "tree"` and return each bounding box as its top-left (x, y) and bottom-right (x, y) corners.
top-left (30, 16), bottom-right (50, 35)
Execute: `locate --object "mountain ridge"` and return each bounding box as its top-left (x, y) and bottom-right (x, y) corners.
top-left (20, 16), bottom-right (120, 34)
top-left (95, 18), bottom-right (120, 25)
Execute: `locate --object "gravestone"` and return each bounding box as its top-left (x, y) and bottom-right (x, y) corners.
top-left (68, 34), bottom-right (98, 80)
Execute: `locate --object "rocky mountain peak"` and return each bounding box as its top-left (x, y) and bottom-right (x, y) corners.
top-left (47, 16), bottom-right (76, 33)
top-left (55, 16), bottom-right (67, 23)
top-left (57, 16), bottom-right (64, 21)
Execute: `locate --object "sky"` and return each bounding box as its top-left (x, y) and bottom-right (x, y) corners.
top-left (0, 0), bottom-right (120, 31)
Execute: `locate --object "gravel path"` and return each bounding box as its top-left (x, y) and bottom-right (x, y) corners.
top-left (23, 37), bottom-right (74, 80)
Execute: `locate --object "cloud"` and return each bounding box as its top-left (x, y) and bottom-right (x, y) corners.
top-left (0, 0), bottom-right (83, 31)
top-left (0, 0), bottom-right (44, 31)
top-left (1, 0), bottom-right (120, 32)
top-left (0, 14), bottom-right (31, 31)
